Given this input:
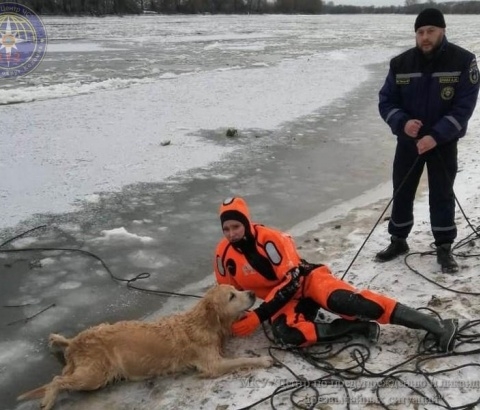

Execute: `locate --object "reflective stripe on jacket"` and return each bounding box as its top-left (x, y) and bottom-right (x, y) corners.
top-left (379, 37), bottom-right (479, 145)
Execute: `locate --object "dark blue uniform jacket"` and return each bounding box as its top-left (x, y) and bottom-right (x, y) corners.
top-left (379, 37), bottom-right (479, 146)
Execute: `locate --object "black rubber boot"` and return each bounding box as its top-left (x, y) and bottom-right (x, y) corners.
top-left (316, 319), bottom-right (380, 343)
top-left (436, 244), bottom-right (459, 273)
top-left (375, 236), bottom-right (409, 262)
top-left (390, 303), bottom-right (457, 352)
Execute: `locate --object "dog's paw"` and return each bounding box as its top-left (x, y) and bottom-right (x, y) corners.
top-left (48, 333), bottom-right (70, 349)
top-left (258, 356), bottom-right (274, 368)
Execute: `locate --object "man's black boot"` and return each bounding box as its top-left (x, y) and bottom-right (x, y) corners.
top-left (316, 319), bottom-right (380, 343)
top-left (390, 303), bottom-right (457, 352)
top-left (375, 236), bottom-right (409, 262)
top-left (436, 244), bottom-right (459, 273)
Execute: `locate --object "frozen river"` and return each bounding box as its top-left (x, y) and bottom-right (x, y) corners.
top-left (1, 13), bottom-right (480, 409)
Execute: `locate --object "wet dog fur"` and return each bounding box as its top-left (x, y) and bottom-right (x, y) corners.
top-left (17, 284), bottom-right (273, 410)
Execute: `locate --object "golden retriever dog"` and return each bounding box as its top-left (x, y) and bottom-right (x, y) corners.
top-left (18, 284), bottom-right (274, 410)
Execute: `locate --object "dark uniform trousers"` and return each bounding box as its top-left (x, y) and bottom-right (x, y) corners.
top-left (388, 138), bottom-right (458, 245)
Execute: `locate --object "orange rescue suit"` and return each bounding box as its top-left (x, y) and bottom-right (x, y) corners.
top-left (214, 197), bottom-right (397, 347)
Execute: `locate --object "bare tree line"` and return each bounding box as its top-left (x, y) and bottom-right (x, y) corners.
top-left (403, 0), bottom-right (480, 14)
top-left (8, 0), bottom-right (480, 16)
top-left (323, 0), bottom-right (480, 14)
top-left (10, 0), bottom-right (321, 14)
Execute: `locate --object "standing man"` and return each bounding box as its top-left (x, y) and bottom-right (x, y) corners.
top-left (376, 8), bottom-right (479, 272)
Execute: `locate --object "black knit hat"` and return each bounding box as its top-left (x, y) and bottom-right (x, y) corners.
top-left (414, 8), bottom-right (446, 32)
top-left (220, 210), bottom-right (250, 228)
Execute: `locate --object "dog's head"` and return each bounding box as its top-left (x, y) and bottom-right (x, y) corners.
top-left (202, 285), bottom-right (256, 330)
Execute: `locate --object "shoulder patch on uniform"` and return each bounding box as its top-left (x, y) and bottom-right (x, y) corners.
top-left (470, 58), bottom-right (479, 85)
top-left (265, 241), bottom-right (282, 265)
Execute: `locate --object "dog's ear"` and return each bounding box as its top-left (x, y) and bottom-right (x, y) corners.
top-left (202, 297), bottom-right (223, 329)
